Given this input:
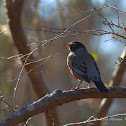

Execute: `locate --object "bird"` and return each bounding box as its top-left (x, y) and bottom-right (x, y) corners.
top-left (64, 41), bottom-right (108, 93)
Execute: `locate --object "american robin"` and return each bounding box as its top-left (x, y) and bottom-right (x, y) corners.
top-left (64, 41), bottom-right (108, 93)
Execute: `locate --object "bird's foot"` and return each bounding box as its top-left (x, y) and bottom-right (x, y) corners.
top-left (82, 84), bottom-right (91, 89)
top-left (71, 86), bottom-right (80, 90)
top-left (71, 87), bottom-right (80, 90)
top-left (75, 87), bottom-right (80, 90)
top-left (87, 84), bottom-right (91, 88)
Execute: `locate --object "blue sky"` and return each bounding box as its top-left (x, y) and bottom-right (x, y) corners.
top-left (38, 0), bottom-right (126, 56)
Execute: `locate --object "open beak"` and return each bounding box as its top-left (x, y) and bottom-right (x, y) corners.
top-left (64, 44), bottom-right (70, 47)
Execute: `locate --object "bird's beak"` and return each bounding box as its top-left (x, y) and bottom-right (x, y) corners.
top-left (64, 44), bottom-right (70, 47)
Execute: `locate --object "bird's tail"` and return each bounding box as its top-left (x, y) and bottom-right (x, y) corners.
top-left (93, 81), bottom-right (108, 93)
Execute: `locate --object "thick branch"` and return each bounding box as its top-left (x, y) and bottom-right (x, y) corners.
top-left (94, 48), bottom-right (126, 126)
top-left (0, 87), bottom-right (126, 126)
top-left (5, 0), bottom-right (47, 97)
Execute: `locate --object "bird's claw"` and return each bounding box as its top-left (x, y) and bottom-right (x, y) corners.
top-left (82, 85), bottom-right (90, 89)
top-left (75, 87), bottom-right (80, 90)
top-left (87, 84), bottom-right (91, 88)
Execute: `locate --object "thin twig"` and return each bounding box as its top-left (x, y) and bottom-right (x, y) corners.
top-left (64, 113), bottom-right (126, 126)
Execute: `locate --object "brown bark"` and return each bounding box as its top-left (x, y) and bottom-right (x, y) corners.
top-left (0, 87), bottom-right (126, 126)
top-left (94, 48), bottom-right (126, 126)
top-left (4, 0), bottom-right (59, 125)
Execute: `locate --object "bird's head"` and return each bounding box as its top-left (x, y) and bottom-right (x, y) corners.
top-left (64, 41), bottom-right (86, 52)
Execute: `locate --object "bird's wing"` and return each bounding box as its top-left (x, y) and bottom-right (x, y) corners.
top-left (68, 56), bottom-right (90, 83)
top-left (75, 62), bottom-right (87, 74)
top-left (92, 60), bottom-right (100, 76)
top-left (85, 53), bottom-right (101, 81)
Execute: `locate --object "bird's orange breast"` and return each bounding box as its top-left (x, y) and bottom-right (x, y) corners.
top-left (67, 56), bottom-right (83, 81)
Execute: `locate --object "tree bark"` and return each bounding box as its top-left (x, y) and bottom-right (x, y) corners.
top-left (94, 48), bottom-right (126, 126)
top-left (4, 0), bottom-right (60, 125)
top-left (0, 87), bottom-right (126, 126)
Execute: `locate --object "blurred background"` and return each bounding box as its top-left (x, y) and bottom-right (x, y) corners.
top-left (0, 0), bottom-right (126, 126)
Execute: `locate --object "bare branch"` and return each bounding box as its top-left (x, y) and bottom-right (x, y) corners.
top-left (0, 93), bottom-right (15, 113)
top-left (64, 113), bottom-right (126, 126)
top-left (0, 87), bottom-right (126, 126)
top-left (4, 0), bottom-right (60, 125)
top-left (94, 48), bottom-right (126, 126)
top-left (0, 108), bottom-right (13, 113)
top-left (0, 29), bottom-right (10, 34)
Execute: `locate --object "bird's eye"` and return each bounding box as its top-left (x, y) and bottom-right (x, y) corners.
top-left (71, 44), bottom-right (76, 47)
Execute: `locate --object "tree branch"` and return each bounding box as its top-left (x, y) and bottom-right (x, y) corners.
top-left (0, 87), bottom-right (126, 126)
top-left (4, 0), bottom-right (59, 125)
top-left (94, 48), bottom-right (126, 126)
